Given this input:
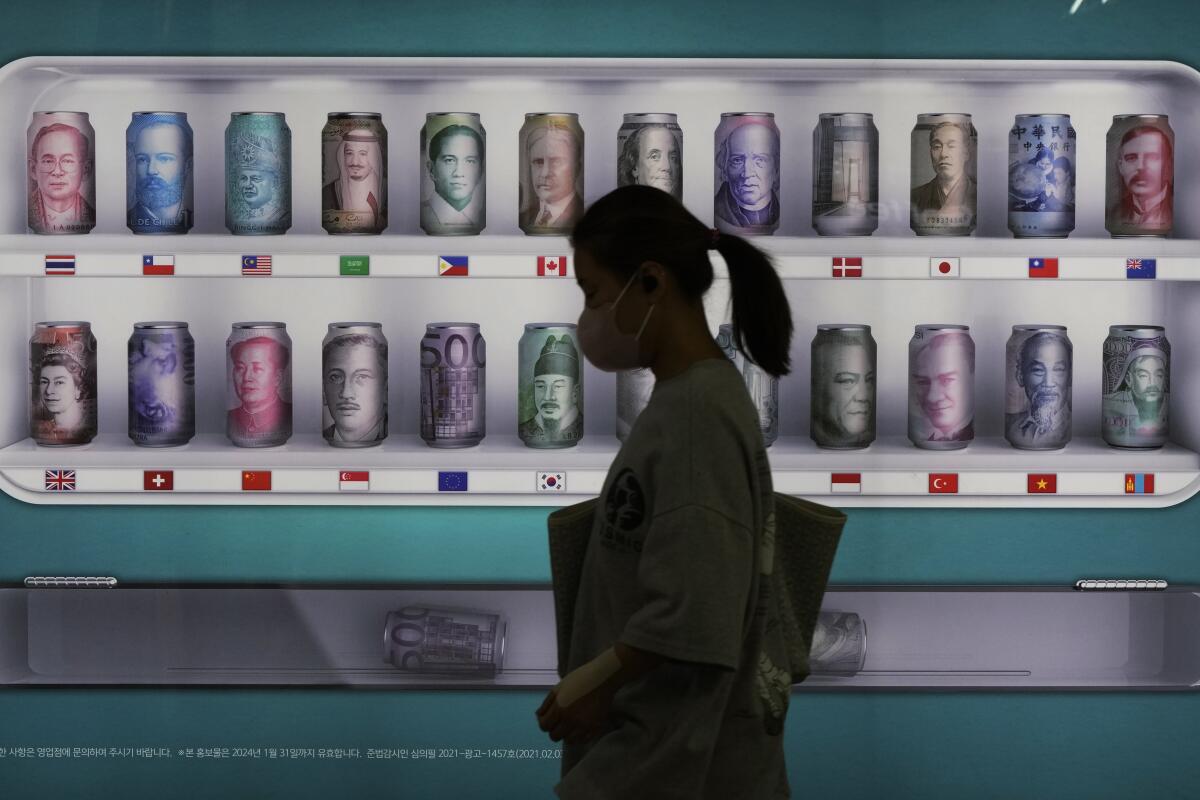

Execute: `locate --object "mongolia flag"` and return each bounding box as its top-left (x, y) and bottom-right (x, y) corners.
top-left (1125, 473), bottom-right (1154, 494)
top-left (439, 255), bottom-right (469, 277)
top-left (1028, 257), bottom-right (1058, 278)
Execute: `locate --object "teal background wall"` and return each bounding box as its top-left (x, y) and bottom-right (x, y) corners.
top-left (2, 0), bottom-right (1199, 797)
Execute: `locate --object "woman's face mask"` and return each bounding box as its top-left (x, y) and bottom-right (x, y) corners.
top-left (577, 269), bottom-right (655, 372)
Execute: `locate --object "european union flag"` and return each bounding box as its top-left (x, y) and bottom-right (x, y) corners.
top-left (438, 471), bottom-right (468, 492)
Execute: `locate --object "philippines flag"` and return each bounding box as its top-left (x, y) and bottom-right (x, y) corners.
top-left (44, 255), bottom-right (75, 275)
top-left (44, 469), bottom-right (76, 491)
top-left (537, 256), bottom-right (568, 277)
top-left (242, 255), bottom-right (272, 276)
top-left (339, 470), bottom-right (370, 492)
top-left (1125, 258), bottom-right (1156, 279)
top-left (537, 471), bottom-right (567, 492)
top-left (832, 257), bottom-right (863, 278)
top-left (1125, 473), bottom-right (1155, 494)
top-left (439, 256), bottom-right (469, 277)
top-left (1028, 257), bottom-right (1058, 278)
top-left (830, 473), bottom-right (861, 494)
top-left (142, 254), bottom-right (175, 276)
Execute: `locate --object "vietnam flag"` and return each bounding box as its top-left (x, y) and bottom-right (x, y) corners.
top-left (1027, 473), bottom-right (1057, 494)
top-left (242, 470), bottom-right (272, 491)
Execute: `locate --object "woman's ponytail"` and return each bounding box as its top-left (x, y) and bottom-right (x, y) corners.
top-left (714, 233), bottom-right (793, 378)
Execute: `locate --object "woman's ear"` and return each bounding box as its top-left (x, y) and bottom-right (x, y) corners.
top-left (640, 260), bottom-right (667, 300)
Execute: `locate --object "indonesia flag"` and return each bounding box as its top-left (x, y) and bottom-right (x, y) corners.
top-left (537, 256), bottom-right (568, 277)
top-left (339, 470), bottom-right (370, 492)
top-left (830, 473), bottom-right (861, 494)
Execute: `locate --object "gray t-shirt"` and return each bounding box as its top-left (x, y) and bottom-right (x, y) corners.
top-left (556, 357), bottom-right (791, 799)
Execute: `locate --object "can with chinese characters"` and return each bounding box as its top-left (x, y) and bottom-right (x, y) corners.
top-left (421, 112), bottom-right (486, 236)
top-left (1102, 325), bottom-right (1170, 449)
top-left (1004, 325), bottom-right (1072, 451)
top-left (129, 322), bottom-right (195, 447)
top-left (27, 112), bottom-right (96, 235)
top-left (616, 367), bottom-right (656, 442)
top-left (225, 112), bottom-right (292, 235)
top-left (322, 322), bottom-right (388, 448)
top-left (226, 322), bottom-right (292, 447)
top-left (420, 322), bottom-right (486, 448)
top-left (1106, 114), bottom-right (1173, 238)
top-left (126, 112), bottom-right (194, 235)
top-left (322, 113), bottom-right (387, 235)
top-left (811, 324), bottom-right (876, 450)
top-left (519, 113), bottom-right (584, 236)
top-left (1008, 113), bottom-right (1076, 238)
top-left (714, 112), bottom-right (779, 236)
top-left (384, 605), bottom-right (506, 678)
top-left (908, 324), bottom-right (975, 450)
top-left (910, 113), bottom-right (977, 236)
top-left (519, 323), bottom-right (583, 449)
top-left (717, 323), bottom-right (778, 447)
top-left (30, 321), bottom-right (98, 446)
top-left (809, 611), bottom-right (867, 675)
top-left (813, 113), bottom-right (878, 236)
top-left (619, 113), bottom-right (682, 201)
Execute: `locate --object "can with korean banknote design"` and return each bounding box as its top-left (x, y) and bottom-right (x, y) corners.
top-left (714, 112), bottom-right (779, 236)
top-left (421, 113), bottom-right (486, 236)
top-left (519, 114), bottom-right (584, 236)
top-left (811, 324), bottom-right (876, 450)
top-left (226, 322), bottom-right (292, 447)
top-left (717, 323), bottom-right (778, 447)
top-left (1106, 114), bottom-right (1173, 238)
top-left (129, 322), bottom-right (195, 447)
top-left (384, 605), bottom-right (506, 677)
top-left (420, 323), bottom-right (486, 448)
top-left (28, 112), bottom-right (96, 235)
top-left (616, 367), bottom-right (656, 442)
top-left (30, 322), bottom-right (98, 446)
top-left (519, 324), bottom-right (583, 449)
top-left (1008, 113), bottom-right (1075, 238)
top-left (908, 324), bottom-right (974, 450)
top-left (910, 113), bottom-right (976, 236)
top-left (813, 113), bottom-right (878, 236)
top-left (1102, 325), bottom-right (1169, 449)
top-left (226, 112), bottom-right (291, 235)
top-left (618, 113), bottom-right (682, 201)
top-left (323, 322), bottom-right (388, 448)
top-left (809, 611), bottom-right (867, 675)
top-left (1004, 325), bottom-right (1072, 451)
top-left (127, 112), bottom-right (194, 234)
top-left (322, 113), bottom-right (387, 235)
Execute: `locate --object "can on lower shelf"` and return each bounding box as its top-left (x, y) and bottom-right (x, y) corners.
top-left (420, 322), bottom-right (486, 448)
top-left (30, 321), bottom-right (98, 446)
top-left (1102, 325), bottom-right (1170, 449)
top-left (384, 605), bottom-right (506, 678)
top-left (519, 323), bottom-right (583, 448)
top-left (908, 324), bottom-right (975, 450)
top-left (226, 322), bottom-right (292, 448)
top-left (129, 322), bottom-right (195, 447)
top-left (322, 322), bottom-right (388, 448)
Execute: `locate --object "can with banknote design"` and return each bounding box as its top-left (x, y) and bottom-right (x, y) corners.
top-left (1106, 114), bottom-right (1173, 238)
top-left (384, 605), bottom-right (506, 678)
top-left (421, 112), bottom-right (486, 236)
top-left (323, 322), bottom-right (388, 448)
top-left (616, 367), bottom-right (656, 442)
top-left (908, 324), bottom-right (975, 450)
top-left (618, 113), bottom-right (682, 201)
top-left (226, 112), bottom-right (292, 235)
top-left (810, 611), bottom-right (867, 675)
top-left (420, 323), bottom-right (486, 448)
top-left (322, 113), bottom-right (387, 235)
top-left (811, 324), bottom-right (876, 450)
top-left (910, 113), bottom-right (977, 236)
top-left (30, 322), bottom-right (98, 446)
top-left (519, 113), bottom-right (584, 236)
top-left (1004, 325), bottom-right (1072, 451)
top-left (1008, 113), bottom-right (1075, 238)
top-left (813, 113), bottom-right (878, 236)
top-left (519, 324), bottom-right (583, 448)
top-left (129, 322), bottom-right (195, 447)
top-left (127, 112), bottom-right (194, 235)
top-left (714, 112), bottom-right (779, 236)
top-left (28, 112), bottom-right (96, 235)
top-left (226, 322), bottom-right (292, 447)
top-left (1102, 325), bottom-right (1169, 449)
top-left (717, 323), bottom-right (778, 447)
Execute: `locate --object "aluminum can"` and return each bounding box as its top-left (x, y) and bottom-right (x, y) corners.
top-left (1106, 114), bottom-right (1174, 238)
top-left (321, 112), bottom-right (387, 235)
top-left (908, 324), bottom-right (975, 450)
top-left (421, 112), bottom-right (486, 236)
top-left (1008, 114), bottom-right (1076, 238)
top-left (809, 611), bottom-right (867, 675)
top-left (813, 112), bottom-right (878, 236)
top-left (618, 113), bottom-right (682, 201)
top-left (519, 323), bottom-right (583, 448)
top-left (225, 112), bottom-right (292, 235)
top-left (717, 323), bottom-right (778, 447)
top-left (1004, 325), bottom-right (1072, 451)
top-left (910, 113), bottom-right (977, 236)
top-left (714, 112), bottom-right (779, 236)
top-left (27, 112), bottom-right (96, 235)
top-left (30, 321), bottom-right (98, 446)
top-left (226, 322), bottom-right (292, 447)
top-left (322, 322), bottom-right (388, 448)
top-left (811, 324), bottom-right (877, 449)
top-left (420, 323), bottom-right (486, 448)
top-left (126, 112), bottom-right (194, 234)
top-left (519, 113), bottom-right (584, 235)
top-left (616, 367), bottom-right (656, 442)
top-left (1102, 325), bottom-right (1169, 449)
top-left (384, 605), bottom-right (506, 678)
top-left (129, 322), bottom-right (195, 447)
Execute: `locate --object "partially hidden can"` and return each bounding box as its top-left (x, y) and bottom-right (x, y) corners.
top-left (1008, 113), bottom-right (1076, 238)
top-left (1004, 325), bottom-right (1072, 450)
top-left (226, 322), bottom-right (292, 447)
top-left (420, 323), bottom-right (486, 448)
top-left (1102, 325), bottom-right (1169, 449)
top-left (717, 323), bottom-right (778, 447)
top-left (519, 113), bottom-right (584, 235)
top-left (27, 111), bottom-right (96, 235)
top-left (813, 112), bottom-right (878, 236)
top-left (384, 605), bottom-right (506, 678)
top-left (225, 112), bottom-right (292, 235)
top-left (322, 112), bottom-right (388, 235)
top-left (810, 611), bottom-right (867, 675)
top-left (714, 112), bottom-right (780, 236)
top-left (126, 112), bottom-right (194, 234)
top-left (421, 112), bottom-right (486, 236)
top-left (30, 321), bottom-right (98, 446)
top-left (910, 113), bottom-right (977, 236)
top-left (811, 324), bottom-right (877, 449)
top-left (519, 323), bottom-right (583, 448)
top-left (616, 367), bottom-right (656, 442)
top-left (619, 113), bottom-right (682, 201)
top-left (1106, 114), bottom-right (1174, 238)
top-left (322, 322), bottom-right (388, 448)
top-left (129, 322), bottom-right (195, 447)
top-left (908, 324), bottom-right (975, 450)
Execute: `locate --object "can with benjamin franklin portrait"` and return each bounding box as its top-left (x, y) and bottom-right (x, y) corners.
top-left (420, 323), bottom-right (486, 448)
top-left (27, 112), bottom-right (96, 235)
top-left (714, 112), bottom-right (779, 236)
top-left (1004, 325), bottom-right (1072, 451)
top-left (1105, 115), bottom-right (1173, 238)
top-left (616, 367), bottom-right (656, 442)
top-left (323, 323), bottom-right (388, 448)
top-left (519, 324), bottom-right (583, 449)
top-left (519, 113), bottom-right (584, 236)
top-left (813, 113), bottom-right (878, 236)
top-left (129, 322), bottom-right (195, 447)
top-left (421, 112), bottom-right (486, 236)
top-left (226, 322), bottom-right (292, 448)
top-left (322, 113), bottom-right (387, 235)
top-left (1101, 325), bottom-right (1170, 449)
top-left (908, 324), bottom-right (975, 450)
top-left (225, 112), bottom-right (292, 235)
top-left (30, 322), bottom-right (98, 446)
top-left (126, 112), bottom-right (194, 235)
top-left (618, 113), bottom-right (682, 202)
top-left (811, 325), bottom-right (876, 450)
top-left (383, 605), bottom-right (506, 677)
top-left (1008, 114), bottom-right (1076, 238)
top-left (717, 323), bottom-right (778, 447)
top-left (910, 113), bottom-right (976, 236)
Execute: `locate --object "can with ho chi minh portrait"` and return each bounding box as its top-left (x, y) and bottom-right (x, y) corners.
top-left (30, 321), bottom-right (98, 446)
top-left (907, 324), bottom-right (975, 451)
top-left (226, 322), bottom-right (293, 448)
top-left (910, 113), bottom-right (977, 236)
top-left (126, 112), bottom-right (194, 235)
top-left (618, 113), bottom-right (683, 202)
top-left (322, 113), bottom-right (388, 235)
top-left (518, 323), bottom-right (583, 449)
top-left (812, 113), bottom-right (878, 236)
top-left (322, 322), bottom-right (388, 448)
top-left (810, 324), bottom-right (877, 450)
top-left (1101, 325), bottom-right (1170, 449)
top-left (420, 323), bottom-right (486, 448)
top-left (129, 322), bottom-right (195, 447)
top-left (714, 112), bottom-right (780, 236)
top-left (1106, 115), bottom-right (1174, 238)
top-left (383, 605), bottom-right (506, 678)
top-left (519, 113), bottom-right (584, 236)
top-left (421, 112), bottom-right (486, 236)
top-left (717, 323), bottom-right (778, 447)
top-left (1004, 325), bottom-right (1073, 451)
top-left (225, 112), bottom-right (292, 235)
top-left (1008, 113), bottom-right (1076, 238)
top-left (27, 112), bottom-right (96, 235)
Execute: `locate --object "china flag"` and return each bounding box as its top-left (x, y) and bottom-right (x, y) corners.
top-left (1027, 473), bottom-right (1057, 494)
top-left (242, 470), bottom-right (272, 491)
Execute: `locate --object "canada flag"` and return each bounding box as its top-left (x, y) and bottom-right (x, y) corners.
top-left (538, 256), bottom-right (568, 277)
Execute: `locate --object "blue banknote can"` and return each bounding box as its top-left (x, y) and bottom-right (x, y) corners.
top-left (1008, 113), bottom-right (1076, 238)
top-left (128, 322), bottom-right (195, 447)
top-left (225, 112), bottom-right (292, 235)
top-left (126, 112), bottom-right (194, 234)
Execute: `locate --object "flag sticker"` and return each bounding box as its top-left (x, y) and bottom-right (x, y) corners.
top-left (1028, 257), bottom-right (1058, 278)
top-left (537, 472), bottom-right (567, 492)
top-left (830, 473), bottom-right (861, 494)
top-left (340, 255), bottom-right (369, 276)
top-left (44, 255), bottom-right (75, 276)
top-left (339, 470), bottom-right (370, 491)
top-left (242, 255), bottom-right (272, 276)
top-left (537, 256), bottom-right (568, 277)
top-left (1027, 473), bottom-right (1057, 494)
top-left (930, 257), bottom-right (960, 278)
top-left (143, 470), bottom-right (174, 491)
top-left (928, 473), bottom-right (959, 493)
top-left (142, 254), bottom-right (175, 276)
top-left (1125, 258), bottom-right (1156, 279)
top-left (44, 469), bottom-right (76, 491)
top-left (438, 471), bottom-right (468, 492)
top-left (832, 257), bottom-right (863, 278)
top-left (242, 470), bottom-right (272, 491)
top-left (1125, 473), bottom-right (1155, 494)
top-left (439, 256), bottom-right (469, 277)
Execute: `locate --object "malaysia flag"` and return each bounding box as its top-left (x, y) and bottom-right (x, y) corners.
top-left (1028, 257), bottom-right (1058, 278)
top-left (242, 255), bottom-right (272, 276)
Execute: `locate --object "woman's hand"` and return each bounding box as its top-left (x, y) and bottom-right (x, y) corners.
top-left (535, 683), bottom-right (617, 745)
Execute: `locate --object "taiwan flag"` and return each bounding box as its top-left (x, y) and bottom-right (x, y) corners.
top-left (1028, 257), bottom-right (1058, 278)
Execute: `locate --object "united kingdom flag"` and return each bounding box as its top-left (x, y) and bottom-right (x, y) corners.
top-left (44, 469), bottom-right (76, 491)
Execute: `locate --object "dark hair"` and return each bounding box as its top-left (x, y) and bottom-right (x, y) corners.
top-left (428, 124), bottom-right (485, 165)
top-left (231, 336), bottom-right (290, 370)
top-left (570, 185), bottom-right (793, 377)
